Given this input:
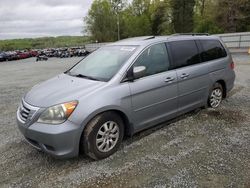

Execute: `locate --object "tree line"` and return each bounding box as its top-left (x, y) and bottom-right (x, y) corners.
top-left (0, 36), bottom-right (90, 51)
top-left (85, 0), bottom-right (250, 42)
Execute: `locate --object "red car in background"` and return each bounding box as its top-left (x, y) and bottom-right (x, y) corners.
top-left (16, 51), bottom-right (31, 59)
top-left (29, 50), bottom-right (38, 57)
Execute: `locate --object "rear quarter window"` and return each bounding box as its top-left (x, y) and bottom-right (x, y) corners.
top-left (168, 40), bottom-right (200, 69)
top-left (200, 39), bottom-right (227, 62)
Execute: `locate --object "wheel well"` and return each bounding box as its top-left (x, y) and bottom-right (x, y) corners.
top-left (109, 110), bottom-right (132, 136)
top-left (216, 80), bottom-right (227, 98)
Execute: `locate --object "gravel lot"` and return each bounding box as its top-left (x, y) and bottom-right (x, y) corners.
top-left (0, 55), bottom-right (250, 188)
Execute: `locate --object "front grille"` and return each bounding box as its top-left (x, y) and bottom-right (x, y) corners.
top-left (19, 102), bottom-right (31, 122)
top-left (18, 100), bottom-right (39, 124)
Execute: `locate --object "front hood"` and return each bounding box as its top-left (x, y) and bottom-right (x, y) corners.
top-left (24, 74), bottom-right (105, 107)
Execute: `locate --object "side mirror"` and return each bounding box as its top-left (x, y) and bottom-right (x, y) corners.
top-left (126, 66), bottom-right (146, 81)
top-left (133, 66), bottom-right (146, 79)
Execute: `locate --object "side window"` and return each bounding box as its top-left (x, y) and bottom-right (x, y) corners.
top-left (200, 40), bottom-right (227, 62)
top-left (133, 43), bottom-right (170, 77)
top-left (169, 40), bottom-right (200, 69)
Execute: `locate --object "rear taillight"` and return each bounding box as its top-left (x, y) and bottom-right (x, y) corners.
top-left (230, 61), bottom-right (235, 70)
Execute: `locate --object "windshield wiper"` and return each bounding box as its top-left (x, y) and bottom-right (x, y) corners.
top-left (71, 73), bottom-right (101, 81)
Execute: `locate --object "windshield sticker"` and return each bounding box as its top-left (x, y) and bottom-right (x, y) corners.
top-left (120, 47), bottom-right (136, 51)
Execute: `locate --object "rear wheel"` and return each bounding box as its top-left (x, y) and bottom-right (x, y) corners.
top-left (208, 83), bottom-right (223, 108)
top-left (81, 112), bottom-right (124, 160)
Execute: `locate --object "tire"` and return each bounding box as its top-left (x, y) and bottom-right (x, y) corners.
top-left (208, 82), bottom-right (223, 108)
top-left (81, 112), bottom-right (124, 160)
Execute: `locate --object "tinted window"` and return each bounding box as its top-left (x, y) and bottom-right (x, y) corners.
top-left (169, 40), bottom-right (200, 69)
top-left (200, 40), bottom-right (227, 62)
top-left (133, 43), bottom-right (170, 77)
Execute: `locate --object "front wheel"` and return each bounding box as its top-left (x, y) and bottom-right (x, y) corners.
top-left (81, 112), bottom-right (124, 160)
top-left (208, 83), bottom-right (223, 108)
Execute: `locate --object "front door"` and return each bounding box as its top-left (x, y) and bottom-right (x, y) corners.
top-left (128, 43), bottom-right (178, 131)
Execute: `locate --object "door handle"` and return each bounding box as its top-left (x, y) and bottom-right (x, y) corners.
top-left (180, 73), bottom-right (189, 79)
top-left (165, 77), bottom-right (175, 82)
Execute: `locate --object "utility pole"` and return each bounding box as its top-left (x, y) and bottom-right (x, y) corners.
top-left (117, 13), bottom-right (120, 40)
top-left (111, 0), bottom-right (122, 41)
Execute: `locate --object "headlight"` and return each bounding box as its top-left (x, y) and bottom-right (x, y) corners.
top-left (37, 101), bottom-right (78, 124)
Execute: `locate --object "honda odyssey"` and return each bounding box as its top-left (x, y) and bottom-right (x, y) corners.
top-left (17, 35), bottom-right (235, 160)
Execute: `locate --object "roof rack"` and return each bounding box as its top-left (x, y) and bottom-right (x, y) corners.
top-left (172, 33), bottom-right (209, 36)
top-left (144, 36), bottom-right (155, 40)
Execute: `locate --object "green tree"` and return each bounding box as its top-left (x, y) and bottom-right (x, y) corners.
top-left (85, 0), bottom-right (117, 42)
top-left (172, 0), bottom-right (196, 33)
top-left (151, 0), bottom-right (173, 35)
top-left (122, 0), bottom-right (152, 37)
top-left (237, 0), bottom-right (250, 31)
top-left (84, 0), bottom-right (250, 41)
top-left (194, 0), bottom-right (223, 34)
top-left (215, 0), bottom-right (250, 32)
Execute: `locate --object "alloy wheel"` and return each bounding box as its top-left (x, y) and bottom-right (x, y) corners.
top-left (96, 121), bottom-right (120, 152)
top-left (210, 88), bottom-right (222, 108)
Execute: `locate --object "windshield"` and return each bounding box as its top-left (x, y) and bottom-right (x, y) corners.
top-left (68, 45), bottom-right (137, 81)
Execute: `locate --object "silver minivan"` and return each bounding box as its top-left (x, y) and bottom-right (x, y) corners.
top-left (17, 35), bottom-right (235, 160)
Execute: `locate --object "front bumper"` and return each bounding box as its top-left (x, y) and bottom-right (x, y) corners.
top-left (17, 104), bottom-right (82, 159)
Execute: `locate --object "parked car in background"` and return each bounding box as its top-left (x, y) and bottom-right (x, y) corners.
top-left (5, 51), bottom-right (18, 61)
top-left (17, 51), bottom-right (30, 59)
top-left (0, 46), bottom-right (90, 62)
top-left (36, 55), bottom-right (48, 61)
top-left (29, 50), bottom-right (38, 57)
top-left (36, 51), bottom-right (48, 61)
top-left (45, 49), bottom-right (56, 57)
top-left (75, 49), bottom-right (90, 56)
top-left (60, 50), bottom-right (70, 58)
top-left (0, 52), bottom-right (7, 62)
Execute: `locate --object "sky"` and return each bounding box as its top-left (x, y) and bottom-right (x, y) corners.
top-left (0, 0), bottom-right (93, 40)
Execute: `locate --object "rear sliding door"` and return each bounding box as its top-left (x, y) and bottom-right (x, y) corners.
top-left (167, 40), bottom-right (210, 113)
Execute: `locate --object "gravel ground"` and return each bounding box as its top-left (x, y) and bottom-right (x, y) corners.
top-left (0, 55), bottom-right (250, 188)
